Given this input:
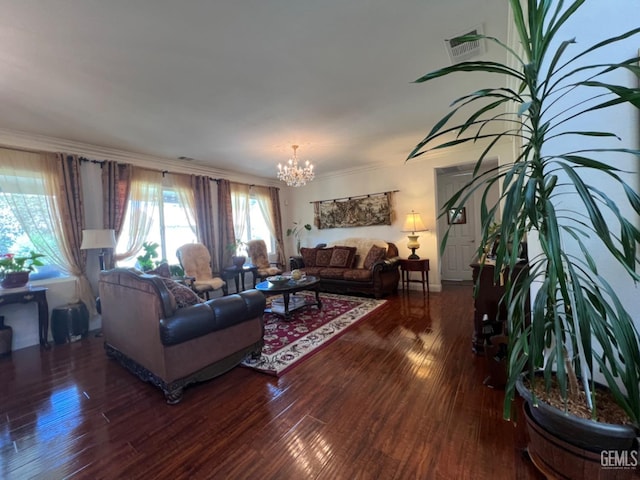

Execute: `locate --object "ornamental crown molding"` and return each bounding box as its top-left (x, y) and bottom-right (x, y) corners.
top-left (0, 127), bottom-right (279, 186)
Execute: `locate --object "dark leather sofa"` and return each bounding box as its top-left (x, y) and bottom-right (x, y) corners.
top-left (99, 268), bottom-right (265, 404)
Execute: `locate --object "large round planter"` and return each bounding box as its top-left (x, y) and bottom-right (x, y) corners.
top-left (523, 402), bottom-right (637, 480)
top-left (1, 271), bottom-right (30, 289)
top-left (516, 374), bottom-right (639, 453)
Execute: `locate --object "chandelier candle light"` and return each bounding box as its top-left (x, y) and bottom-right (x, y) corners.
top-left (402, 210), bottom-right (428, 259)
top-left (277, 145), bottom-right (315, 187)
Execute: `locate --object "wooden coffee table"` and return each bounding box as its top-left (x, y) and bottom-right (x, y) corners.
top-left (255, 275), bottom-right (322, 318)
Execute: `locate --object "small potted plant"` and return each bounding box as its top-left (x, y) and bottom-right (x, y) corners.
top-left (136, 242), bottom-right (159, 272)
top-left (226, 239), bottom-right (246, 267)
top-left (0, 251), bottom-right (45, 288)
top-left (169, 264), bottom-right (184, 278)
top-left (286, 222), bottom-right (311, 254)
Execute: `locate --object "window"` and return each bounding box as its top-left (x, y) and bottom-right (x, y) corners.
top-left (236, 195), bottom-right (274, 252)
top-left (0, 195), bottom-right (31, 255)
top-left (0, 180), bottom-right (65, 280)
top-left (160, 189), bottom-right (197, 264)
top-left (117, 187), bottom-right (196, 268)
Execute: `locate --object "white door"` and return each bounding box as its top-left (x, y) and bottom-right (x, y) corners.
top-left (438, 171), bottom-right (477, 281)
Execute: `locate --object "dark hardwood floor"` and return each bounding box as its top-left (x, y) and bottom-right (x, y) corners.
top-left (0, 284), bottom-right (543, 480)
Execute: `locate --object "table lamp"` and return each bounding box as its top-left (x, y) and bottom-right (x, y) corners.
top-left (402, 211), bottom-right (428, 259)
top-left (80, 229), bottom-right (117, 270)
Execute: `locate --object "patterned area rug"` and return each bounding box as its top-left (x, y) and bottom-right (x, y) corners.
top-left (242, 292), bottom-right (386, 376)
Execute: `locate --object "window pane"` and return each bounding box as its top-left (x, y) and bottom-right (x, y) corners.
top-left (0, 193), bottom-right (64, 279)
top-left (248, 198), bottom-right (274, 252)
top-left (162, 189), bottom-right (196, 264)
top-left (117, 188), bottom-right (196, 269)
top-left (0, 195), bottom-right (30, 255)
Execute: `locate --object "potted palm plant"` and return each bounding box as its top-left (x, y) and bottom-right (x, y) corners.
top-left (286, 222), bottom-right (312, 254)
top-left (407, 1), bottom-right (640, 477)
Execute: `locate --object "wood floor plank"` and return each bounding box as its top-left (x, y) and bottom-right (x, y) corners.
top-left (0, 285), bottom-right (544, 479)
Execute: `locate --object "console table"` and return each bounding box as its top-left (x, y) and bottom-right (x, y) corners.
top-left (0, 286), bottom-right (49, 348)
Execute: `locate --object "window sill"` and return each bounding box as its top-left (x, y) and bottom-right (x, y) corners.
top-left (29, 276), bottom-right (75, 287)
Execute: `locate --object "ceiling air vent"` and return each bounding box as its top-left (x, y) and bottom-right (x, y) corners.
top-left (445, 24), bottom-right (485, 64)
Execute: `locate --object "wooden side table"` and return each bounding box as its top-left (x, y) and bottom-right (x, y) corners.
top-left (223, 264), bottom-right (259, 293)
top-left (399, 258), bottom-right (430, 295)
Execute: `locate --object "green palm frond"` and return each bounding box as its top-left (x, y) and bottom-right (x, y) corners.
top-left (408, 0), bottom-right (640, 423)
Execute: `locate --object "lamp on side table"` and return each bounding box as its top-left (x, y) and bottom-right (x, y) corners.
top-left (401, 211), bottom-right (428, 259)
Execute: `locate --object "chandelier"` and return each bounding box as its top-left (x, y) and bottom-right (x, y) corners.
top-left (277, 144), bottom-right (315, 187)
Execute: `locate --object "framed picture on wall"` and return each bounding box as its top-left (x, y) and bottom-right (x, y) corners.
top-left (447, 207), bottom-right (467, 225)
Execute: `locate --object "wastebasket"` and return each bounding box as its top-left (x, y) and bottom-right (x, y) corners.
top-left (0, 315), bottom-right (12, 356)
top-left (51, 302), bottom-right (89, 344)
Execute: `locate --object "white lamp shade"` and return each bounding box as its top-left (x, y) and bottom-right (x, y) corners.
top-left (80, 229), bottom-right (117, 250)
top-left (402, 211), bottom-right (427, 233)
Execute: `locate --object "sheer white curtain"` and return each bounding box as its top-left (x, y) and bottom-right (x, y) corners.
top-left (0, 148), bottom-right (94, 309)
top-left (166, 172), bottom-right (197, 235)
top-left (252, 185), bottom-right (277, 243)
top-left (0, 149), bottom-right (60, 262)
top-left (115, 167), bottom-right (163, 263)
top-left (230, 182), bottom-right (250, 249)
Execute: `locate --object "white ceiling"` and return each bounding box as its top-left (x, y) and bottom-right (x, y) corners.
top-left (0, 1), bottom-right (509, 180)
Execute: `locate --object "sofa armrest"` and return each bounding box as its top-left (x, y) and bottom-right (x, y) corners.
top-left (372, 256), bottom-right (400, 273)
top-left (206, 290), bottom-right (265, 331)
top-left (237, 289), bottom-right (267, 318)
top-left (386, 255), bottom-right (400, 266)
top-left (290, 256), bottom-right (305, 270)
top-left (159, 303), bottom-right (217, 346)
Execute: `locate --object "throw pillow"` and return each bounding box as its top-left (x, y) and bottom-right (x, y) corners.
top-left (329, 246), bottom-right (357, 268)
top-left (160, 278), bottom-right (203, 308)
top-left (315, 248), bottom-right (334, 267)
top-left (147, 263), bottom-right (171, 278)
top-left (363, 245), bottom-right (386, 269)
top-left (300, 247), bottom-right (318, 267)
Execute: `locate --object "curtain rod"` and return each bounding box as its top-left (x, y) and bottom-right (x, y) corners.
top-left (310, 190), bottom-right (399, 204)
top-left (2, 146), bottom-right (281, 190)
top-left (80, 159), bottom-right (280, 190)
top-left (80, 158), bottom-right (279, 190)
top-left (78, 157), bottom-right (222, 181)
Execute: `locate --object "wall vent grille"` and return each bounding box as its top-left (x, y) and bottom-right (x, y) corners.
top-left (445, 24), bottom-right (485, 64)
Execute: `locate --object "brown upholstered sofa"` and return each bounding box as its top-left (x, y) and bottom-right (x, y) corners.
top-left (98, 268), bottom-right (265, 404)
top-left (289, 238), bottom-right (400, 298)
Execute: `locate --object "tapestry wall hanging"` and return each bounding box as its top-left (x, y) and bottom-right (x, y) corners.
top-left (313, 191), bottom-right (395, 229)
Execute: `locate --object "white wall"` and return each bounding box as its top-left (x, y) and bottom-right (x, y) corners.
top-left (544, 1), bottom-right (640, 334)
